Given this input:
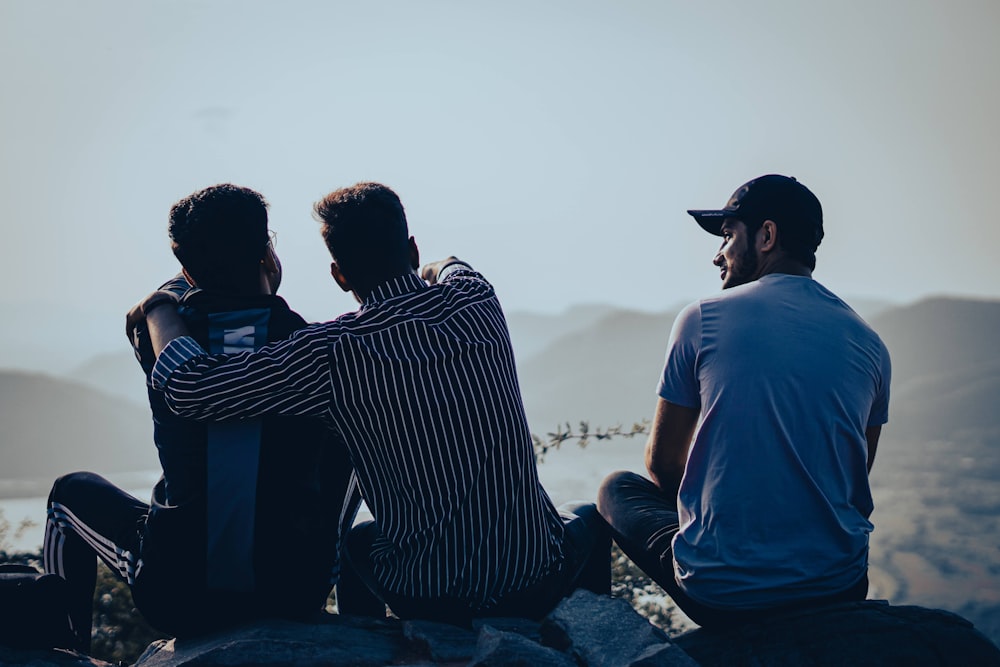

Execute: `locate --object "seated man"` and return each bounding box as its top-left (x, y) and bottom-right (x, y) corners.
top-left (136, 182), bottom-right (610, 623)
top-left (599, 175), bottom-right (891, 628)
top-left (44, 184), bottom-right (360, 651)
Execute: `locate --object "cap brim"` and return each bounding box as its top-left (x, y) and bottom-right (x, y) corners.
top-left (686, 210), bottom-right (731, 236)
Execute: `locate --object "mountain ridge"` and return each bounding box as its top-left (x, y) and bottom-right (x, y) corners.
top-left (0, 370), bottom-right (156, 495)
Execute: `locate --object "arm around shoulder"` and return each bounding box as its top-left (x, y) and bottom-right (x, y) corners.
top-left (159, 325), bottom-right (335, 422)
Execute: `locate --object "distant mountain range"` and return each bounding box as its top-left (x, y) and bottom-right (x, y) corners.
top-left (516, 308), bottom-right (679, 431)
top-left (867, 297), bottom-right (1000, 440)
top-left (0, 370), bottom-right (156, 496)
top-left (1, 294), bottom-right (999, 643)
top-left (68, 350), bottom-right (149, 407)
top-left (1, 293), bottom-right (989, 492)
top-left (513, 294), bottom-right (908, 435)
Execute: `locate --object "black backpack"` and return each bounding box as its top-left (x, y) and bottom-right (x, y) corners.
top-left (0, 563), bottom-right (77, 650)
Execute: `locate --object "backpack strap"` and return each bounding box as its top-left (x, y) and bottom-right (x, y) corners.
top-left (204, 308), bottom-right (270, 592)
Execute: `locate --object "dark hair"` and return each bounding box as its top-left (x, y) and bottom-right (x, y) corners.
top-left (313, 182), bottom-right (411, 291)
top-left (775, 219), bottom-right (819, 270)
top-left (744, 216), bottom-right (819, 271)
top-left (168, 184), bottom-right (270, 290)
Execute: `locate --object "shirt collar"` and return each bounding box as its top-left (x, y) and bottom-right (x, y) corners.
top-left (362, 271), bottom-right (427, 308)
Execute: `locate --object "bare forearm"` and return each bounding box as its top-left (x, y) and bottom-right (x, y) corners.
top-left (146, 305), bottom-right (191, 358)
top-left (126, 289), bottom-right (192, 360)
top-left (646, 440), bottom-right (685, 497)
top-left (645, 398), bottom-right (700, 497)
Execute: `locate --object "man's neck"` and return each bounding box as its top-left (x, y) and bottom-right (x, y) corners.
top-left (205, 284), bottom-right (269, 297)
top-left (187, 270), bottom-right (272, 297)
top-left (757, 256), bottom-right (812, 280)
top-left (352, 268), bottom-right (419, 303)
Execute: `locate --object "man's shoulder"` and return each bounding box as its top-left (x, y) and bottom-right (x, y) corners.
top-left (726, 276), bottom-right (887, 348)
top-left (689, 276), bottom-right (879, 335)
top-left (700, 274), bottom-right (843, 311)
top-left (686, 281), bottom-right (760, 315)
top-left (438, 265), bottom-right (494, 294)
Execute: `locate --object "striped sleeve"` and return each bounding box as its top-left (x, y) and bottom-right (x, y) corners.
top-left (437, 261), bottom-right (474, 282)
top-left (150, 336), bottom-right (207, 390)
top-left (159, 326), bottom-right (335, 422)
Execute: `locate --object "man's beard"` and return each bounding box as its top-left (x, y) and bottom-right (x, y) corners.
top-left (723, 245), bottom-right (759, 290)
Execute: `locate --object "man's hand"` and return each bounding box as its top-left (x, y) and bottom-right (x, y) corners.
top-left (420, 256), bottom-right (463, 285)
top-left (125, 290), bottom-right (180, 342)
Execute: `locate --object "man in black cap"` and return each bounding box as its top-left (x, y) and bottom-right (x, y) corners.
top-left (598, 174), bottom-right (892, 628)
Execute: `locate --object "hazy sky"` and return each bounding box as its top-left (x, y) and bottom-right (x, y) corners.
top-left (2, 1), bottom-right (999, 336)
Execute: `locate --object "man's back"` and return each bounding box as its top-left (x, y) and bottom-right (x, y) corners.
top-left (133, 277), bottom-right (353, 633)
top-left (153, 266), bottom-right (568, 608)
top-left (660, 274), bottom-right (891, 608)
top-left (322, 268), bottom-right (565, 604)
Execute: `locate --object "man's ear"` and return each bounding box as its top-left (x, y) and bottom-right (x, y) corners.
top-left (759, 220), bottom-right (778, 252)
top-left (409, 236), bottom-right (419, 270)
top-left (330, 261), bottom-right (352, 293)
top-left (261, 246), bottom-right (282, 294)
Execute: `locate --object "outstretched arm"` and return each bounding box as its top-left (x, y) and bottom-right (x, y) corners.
top-left (420, 256), bottom-right (471, 284)
top-left (645, 398), bottom-right (700, 498)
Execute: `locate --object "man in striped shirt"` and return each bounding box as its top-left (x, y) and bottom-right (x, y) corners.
top-left (137, 182), bottom-right (609, 622)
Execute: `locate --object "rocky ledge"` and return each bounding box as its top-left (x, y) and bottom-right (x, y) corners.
top-left (2, 591), bottom-right (998, 667)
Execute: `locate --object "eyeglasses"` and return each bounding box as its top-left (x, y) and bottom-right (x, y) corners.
top-left (267, 230), bottom-right (278, 250)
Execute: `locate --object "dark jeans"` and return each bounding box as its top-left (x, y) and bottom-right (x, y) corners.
top-left (338, 501), bottom-right (611, 623)
top-left (597, 470), bottom-right (868, 629)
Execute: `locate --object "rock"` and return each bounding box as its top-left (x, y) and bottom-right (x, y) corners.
top-left (629, 643), bottom-right (700, 667)
top-left (471, 617), bottom-right (542, 643)
top-left (674, 599), bottom-right (1000, 667)
top-left (540, 590), bottom-right (698, 666)
top-left (469, 625), bottom-right (576, 667)
top-left (402, 619), bottom-right (477, 663)
top-left (0, 646), bottom-right (112, 667)
top-left (132, 615), bottom-right (413, 667)
top-left (14, 594), bottom-right (997, 666)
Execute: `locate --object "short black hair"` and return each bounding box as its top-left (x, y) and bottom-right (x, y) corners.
top-left (168, 184), bottom-right (270, 290)
top-left (773, 218), bottom-right (819, 270)
top-left (742, 216), bottom-right (819, 271)
top-left (313, 182), bottom-right (411, 291)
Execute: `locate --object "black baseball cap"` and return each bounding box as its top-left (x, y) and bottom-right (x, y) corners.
top-left (686, 174), bottom-right (824, 249)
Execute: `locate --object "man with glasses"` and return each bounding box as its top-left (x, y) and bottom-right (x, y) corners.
top-left (130, 181), bottom-right (610, 625)
top-left (43, 184), bottom-right (360, 651)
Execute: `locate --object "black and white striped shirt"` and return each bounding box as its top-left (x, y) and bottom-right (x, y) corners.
top-left (152, 264), bottom-right (566, 606)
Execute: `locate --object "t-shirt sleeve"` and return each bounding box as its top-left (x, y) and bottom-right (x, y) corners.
top-left (867, 339), bottom-right (892, 427)
top-left (657, 301), bottom-right (702, 410)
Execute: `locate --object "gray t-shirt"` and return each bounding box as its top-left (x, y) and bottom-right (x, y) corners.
top-left (658, 273), bottom-right (891, 609)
